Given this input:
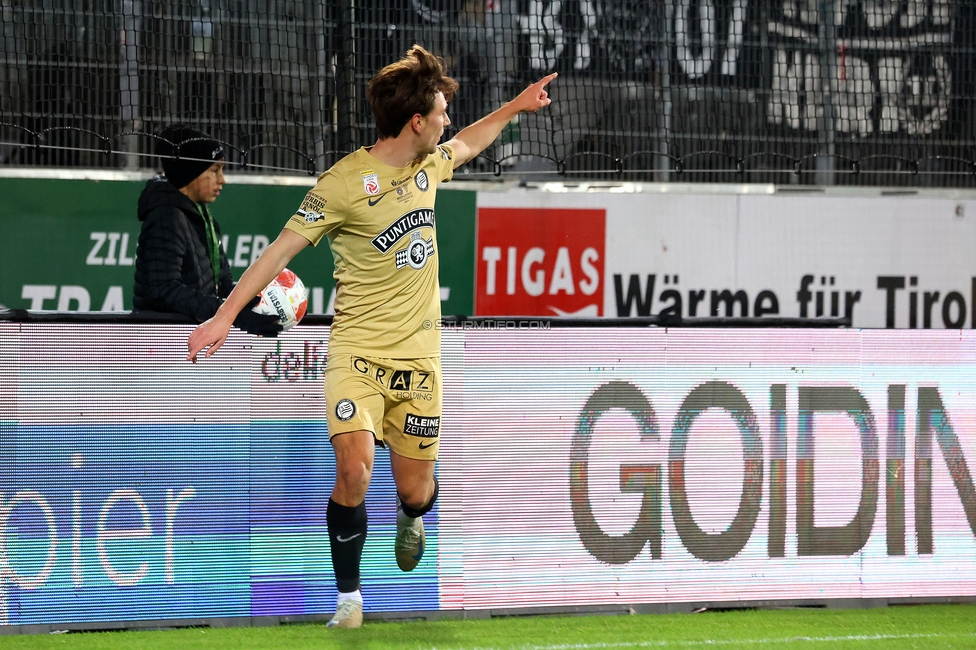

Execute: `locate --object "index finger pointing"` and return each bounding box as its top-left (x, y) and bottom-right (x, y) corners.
top-left (538, 72), bottom-right (558, 86)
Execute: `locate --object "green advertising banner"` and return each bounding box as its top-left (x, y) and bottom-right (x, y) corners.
top-left (0, 175), bottom-right (475, 317)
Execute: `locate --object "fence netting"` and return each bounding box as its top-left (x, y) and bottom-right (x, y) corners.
top-left (1, 0), bottom-right (974, 185)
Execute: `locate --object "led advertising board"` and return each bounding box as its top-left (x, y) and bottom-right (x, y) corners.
top-left (440, 328), bottom-right (976, 608)
top-left (2, 324), bottom-right (975, 626)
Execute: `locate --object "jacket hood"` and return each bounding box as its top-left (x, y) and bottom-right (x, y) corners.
top-left (138, 175), bottom-right (201, 221)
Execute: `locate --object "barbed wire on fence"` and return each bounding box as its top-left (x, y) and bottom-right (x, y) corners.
top-left (3, 124), bottom-right (974, 182)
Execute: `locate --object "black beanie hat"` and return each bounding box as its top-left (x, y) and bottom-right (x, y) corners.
top-left (157, 125), bottom-right (225, 190)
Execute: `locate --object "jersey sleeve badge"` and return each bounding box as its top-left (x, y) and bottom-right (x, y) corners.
top-left (295, 192), bottom-right (327, 223)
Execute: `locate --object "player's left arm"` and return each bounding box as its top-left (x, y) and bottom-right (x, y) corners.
top-left (444, 72), bottom-right (558, 169)
top-left (186, 227), bottom-right (309, 362)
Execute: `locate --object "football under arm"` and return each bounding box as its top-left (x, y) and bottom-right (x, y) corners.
top-left (215, 227), bottom-right (311, 322)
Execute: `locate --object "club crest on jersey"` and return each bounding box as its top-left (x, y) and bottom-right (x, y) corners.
top-left (361, 170), bottom-right (380, 195)
top-left (415, 169), bottom-right (429, 192)
top-left (335, 399), bottom-right (356, 422)
top-left (395, 231), bottom-right (435, 270)
top-left (371, 208), bottom-right (435, 253)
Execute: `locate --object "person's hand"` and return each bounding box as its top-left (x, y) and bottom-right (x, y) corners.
top-left (186, 316), bottom-right (233, 363)
top-left (511, 72), bottom-right (558, 114)
top-left (233, 309), bottom-right (283, 337)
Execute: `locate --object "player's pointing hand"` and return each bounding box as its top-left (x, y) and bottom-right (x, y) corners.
top-left (512, 72), bottom-right (558, 114)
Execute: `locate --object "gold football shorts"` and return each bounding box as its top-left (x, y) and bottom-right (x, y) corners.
top-left (324, 353), bottom-right (442, 461)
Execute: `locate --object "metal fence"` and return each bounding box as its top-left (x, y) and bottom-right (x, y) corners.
top-left (1, 0), bottom-right (974, 185)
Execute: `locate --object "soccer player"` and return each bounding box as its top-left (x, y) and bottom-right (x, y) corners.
top-left (186, 45), bottom-right (556, 628)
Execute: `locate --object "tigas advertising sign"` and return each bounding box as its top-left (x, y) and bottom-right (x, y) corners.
top-left (475, 207), bottom-right (605, 317)
top-left (475, 190), bottom-right (976, 328)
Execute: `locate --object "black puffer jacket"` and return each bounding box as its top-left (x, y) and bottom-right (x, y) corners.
top-left (133, 176), bottom-right (234, 321)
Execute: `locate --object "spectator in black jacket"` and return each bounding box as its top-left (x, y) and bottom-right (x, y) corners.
top-left (133, 125), bottom-right (281, 336)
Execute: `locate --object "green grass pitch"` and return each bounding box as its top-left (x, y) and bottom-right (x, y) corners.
top-left (3, 604), bottom-right (974, 649)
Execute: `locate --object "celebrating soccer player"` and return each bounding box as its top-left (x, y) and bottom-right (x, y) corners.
top-left (186, 45), bottom-right (556, 629)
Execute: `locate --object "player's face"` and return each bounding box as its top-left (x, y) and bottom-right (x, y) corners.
top-left (419, 92), bottom-right (450, 155)
top-left (183, 161), bottom-right (225, 204)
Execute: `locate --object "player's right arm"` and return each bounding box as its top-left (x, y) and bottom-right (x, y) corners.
top-left (445, 73), bottom-right (557, 168)
top-left (186, 227), bottom-right (310, 362)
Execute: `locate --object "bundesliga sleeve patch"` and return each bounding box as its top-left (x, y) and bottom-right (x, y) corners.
top-left (361, 169), bottom-right (380, 195)
top-left (404, 414), bottom-right (440, 438)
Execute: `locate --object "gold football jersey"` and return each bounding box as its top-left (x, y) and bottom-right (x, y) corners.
top-left (284, 145), bottom-right (455, 357)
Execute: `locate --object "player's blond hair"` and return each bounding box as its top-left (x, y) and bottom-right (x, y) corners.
top-left (367, 45), bottom-right (459, 139)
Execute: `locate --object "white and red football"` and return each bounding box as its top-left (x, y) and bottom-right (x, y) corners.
top-left (253, 268), bottom-right (308, 330)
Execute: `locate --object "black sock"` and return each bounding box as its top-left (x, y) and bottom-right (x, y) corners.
top-left (327, 498), bottom-right (368, 593)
